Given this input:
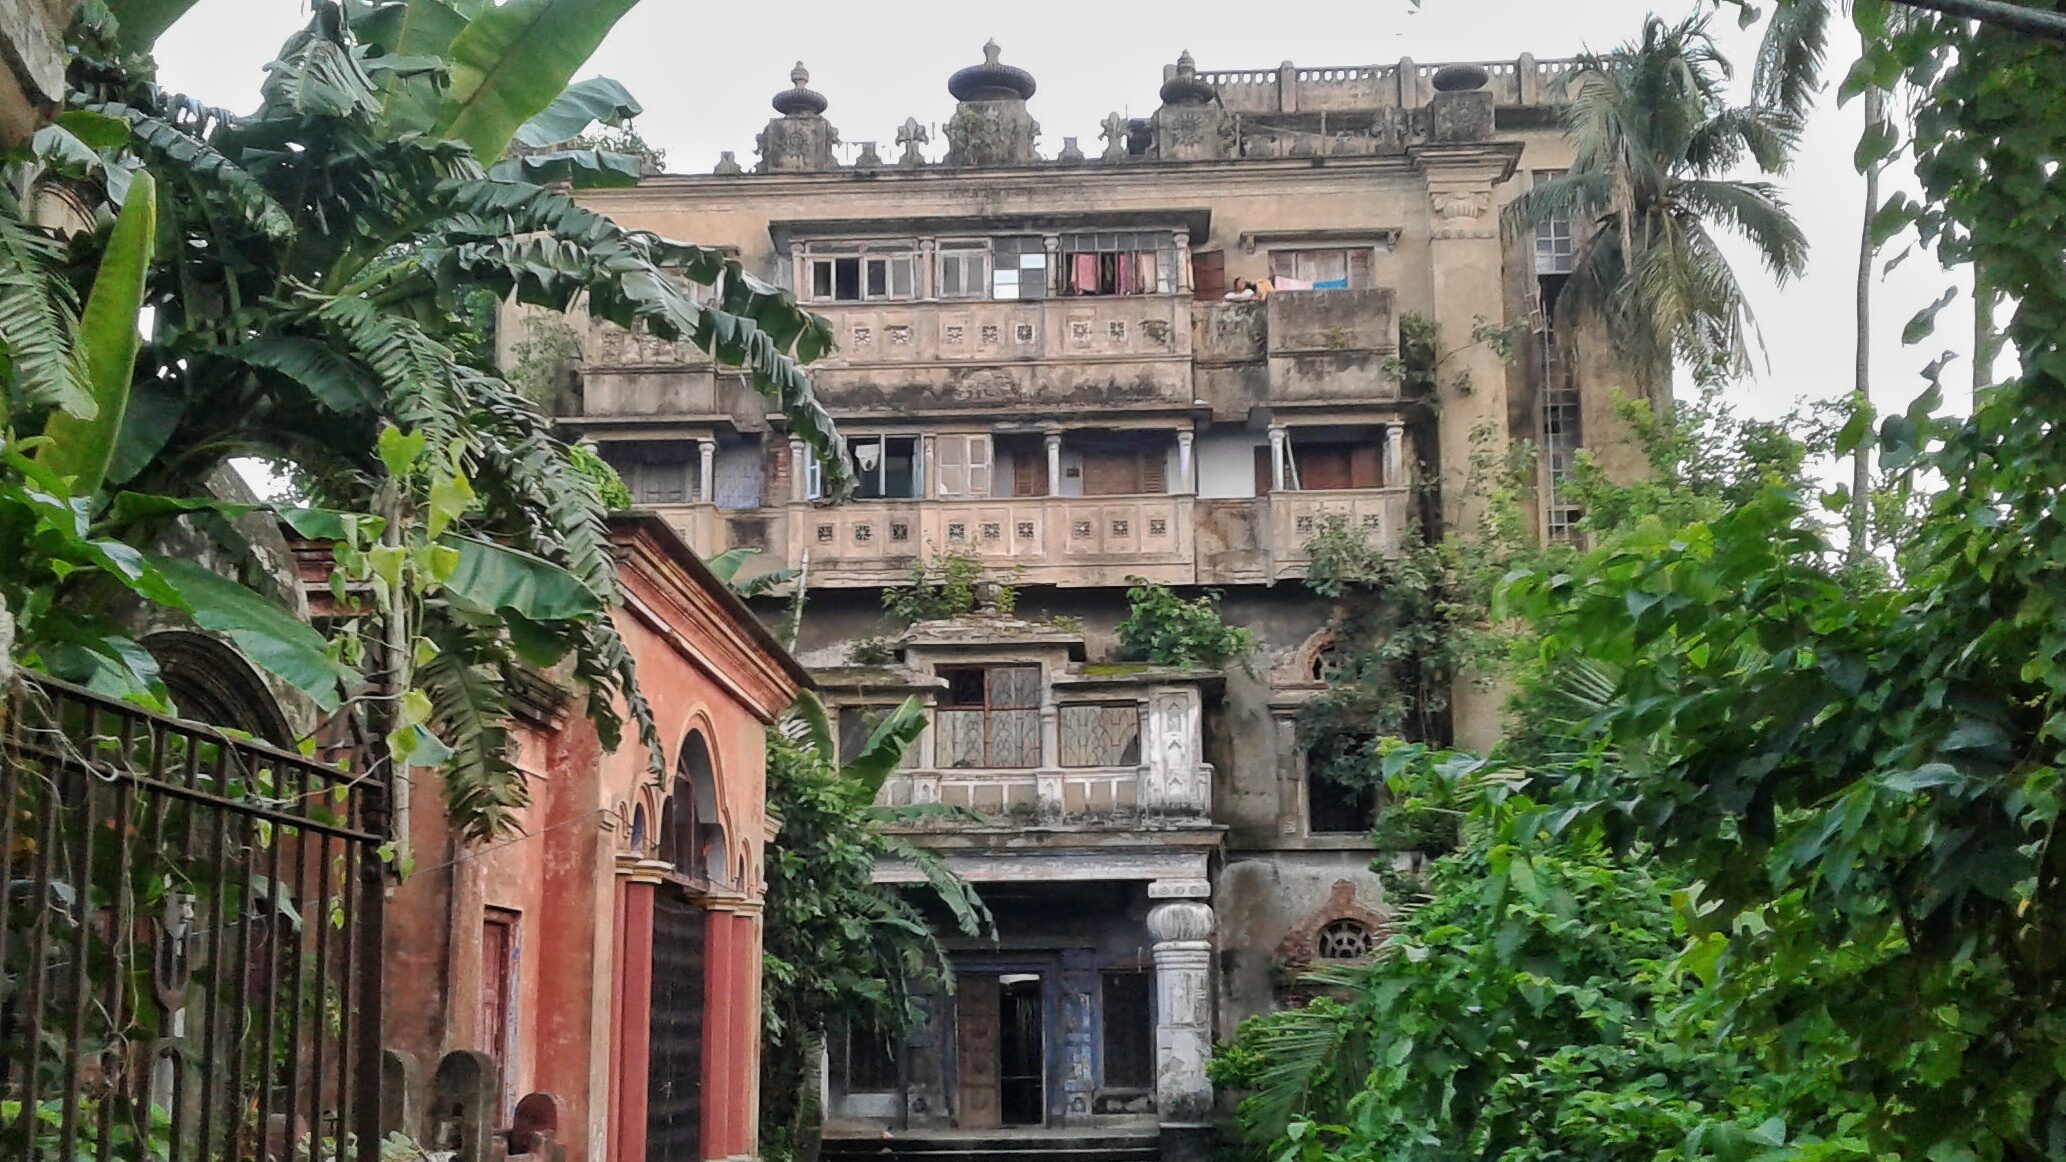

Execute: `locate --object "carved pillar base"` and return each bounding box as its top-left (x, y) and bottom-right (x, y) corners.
top-left (1147, 896), bottom-right (1215, 1134)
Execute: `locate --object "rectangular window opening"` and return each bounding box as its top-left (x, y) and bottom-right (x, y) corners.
top-left (936, 664), bottom-right (1041, 769)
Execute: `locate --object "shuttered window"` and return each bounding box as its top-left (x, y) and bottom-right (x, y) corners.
top-left (934, 435), bottom-right (993, 498)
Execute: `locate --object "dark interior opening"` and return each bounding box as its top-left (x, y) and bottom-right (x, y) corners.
top-left (998, 976), bottom-right (1045, 1126)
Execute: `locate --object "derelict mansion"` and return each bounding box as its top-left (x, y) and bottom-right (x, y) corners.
top-left (529, 41), bottom-right (1619, 1161)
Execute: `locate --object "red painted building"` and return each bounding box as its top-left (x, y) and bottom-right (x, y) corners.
top-left (373, 513), bottom-right (803, 1162)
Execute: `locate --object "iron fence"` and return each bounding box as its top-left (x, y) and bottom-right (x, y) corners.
top-left (0, 675), bottom-right (387, 1162)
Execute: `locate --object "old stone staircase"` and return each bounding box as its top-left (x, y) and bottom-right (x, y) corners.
top-left (820, 1128), bottom-right (1163, 1162)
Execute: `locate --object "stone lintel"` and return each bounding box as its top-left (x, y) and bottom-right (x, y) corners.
top-left (873, 847), bottom-right (1210, 886)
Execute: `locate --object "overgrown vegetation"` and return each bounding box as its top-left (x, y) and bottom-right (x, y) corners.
top-left (1224, 2), bottom-right (2066, 1157)
top-left (881, 545), bottom-right (1019, 625)
top-left (1113, 579), bottom-right (1254, 668)
top-left (759, 693), bottom-right (989, 1162)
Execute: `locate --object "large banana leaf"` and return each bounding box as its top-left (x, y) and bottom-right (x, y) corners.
top-left (434, 0), bottom-right (641, 163)
top-left (107, 0), bottom-right (206, 55)
top-left (489, 148), bottom-right (641, 189)
top-left (442, 534), bottom-right (602, 621)
top-left (150, 556), bottom-right (358, 711)
top-left (841, 696), bottom-right (926, 804)
top-left (511, 76), bottom-right (641, 149)
top-left (39, 171), bottom-right (157, 497)
top-left (356, 0), bottom-right (484, 138)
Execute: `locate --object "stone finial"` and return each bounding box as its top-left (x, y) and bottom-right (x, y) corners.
top-left (772, 60), bottom-right (828, 117)
top-left (853, 141), bottom-right (883, 169)
top-left (712, 150), bottom-right (742, 175)
top-left (895, 117), bottom-right (929, 167)
top-left (1057, 136), bottom-right (1085, 163)
top-left (949, 38), bottom-right (1037, 101)
top-left (1159, 48), bottom-right (1216, 106)
top-left (1098, 111), bottom-right (1129, 160)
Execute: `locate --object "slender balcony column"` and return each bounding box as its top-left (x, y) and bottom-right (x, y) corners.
top-left (1173, 230), bottom-right (1192, 294)
top-left (1175, 430), bottom-right (1196, 495)
top-left (788, 241), bottom-right (806, 295)
top-left (1384, 424), bottom-right (1405, 487)
top-left (918, 238), bottom-right (937, 300)
top-left (788, 438), bottom-right (808, 503)
top-left (1043, 235), bottom-right (1061, 296)
top-left (1147, 886), bottom-right (1216, 1162)
top-left (697, 437), bottom-right (718, 503)
top-left (922, 434), bottom-right (939, 498)
top-left (1267, 425), bottom-right (1288, 492)
top-left (1045, 431), bottom-right (1064, 497)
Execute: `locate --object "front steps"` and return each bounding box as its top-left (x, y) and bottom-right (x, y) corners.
top-left (821, 1128), bottom-right (1162, 1162)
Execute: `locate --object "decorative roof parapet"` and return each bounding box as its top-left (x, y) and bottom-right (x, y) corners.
top-left (757, 60), bottom-right (839, 172)
top-left (943, 40), bottom-right (1041, 167)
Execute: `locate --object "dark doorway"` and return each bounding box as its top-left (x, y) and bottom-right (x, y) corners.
top-left (998, 975), bottom-right (1046, 1126)
top-left (647, 888), bottom-right (706, 1161)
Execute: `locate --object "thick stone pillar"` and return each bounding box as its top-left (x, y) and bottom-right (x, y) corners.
top-left (1147, 888), bottom-right (1215, 1162)
top-left (610, 858), bottom-right (668, 1162)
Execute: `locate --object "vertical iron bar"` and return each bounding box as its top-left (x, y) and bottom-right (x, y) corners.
top-left (280, 765), bottom-right (312, 1158)
top-left (18, 712), bottom-right (68, 1160)
top-left (98, 746), bottom-right (138, 1162)
top-left (193, 740), bottom-right (235, 1162)
top-left (167, 727), bottom-right (205, 1162)
top-left (335, 834), bottom-right (358, 1162)
top-left (57, 706), bottom-right (102, 1162)
top-left (222, 776), bottom-right (259, 1162)
top-left (254, 762), bottom-right (288, 1157)
top-left (352, 779), bottom-right (385, 1162)
top-left (0, 685), bottom-right (26, 1124)
top-left (306, 828), bottom-right (331, 1162)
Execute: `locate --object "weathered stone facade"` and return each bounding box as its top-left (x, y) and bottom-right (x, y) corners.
top-left (541, 43), bottom-right (1635, 1158)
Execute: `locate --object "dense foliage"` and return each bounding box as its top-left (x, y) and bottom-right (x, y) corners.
top-left (0, 0), bottom-right (853, 840)
top-left (759, 693), bottom-right (989, 1162)
top-left (1113, 579), bottom-right (1255, 669)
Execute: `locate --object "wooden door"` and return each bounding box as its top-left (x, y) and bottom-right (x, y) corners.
top-left (647, 889), bottom-right (706, 1161)
top-left (955, 974), bottom-right (1002, 1129)
top-left (1192, 250), bottom-right (1226, 301)
top-left (1013, 452), bottom-right (1049, 497)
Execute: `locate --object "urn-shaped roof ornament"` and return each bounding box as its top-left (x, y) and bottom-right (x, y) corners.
top-left (1159, 49), bottom-right (1216, 106)
top-left (772, 61), bottom-right (829, 117)
top-left (948, 39), bottom-right (1038, 102)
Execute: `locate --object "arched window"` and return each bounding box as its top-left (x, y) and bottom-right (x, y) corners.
top-left (661, 731), bottom-right (727, 885)
top-left (145, 630), bottom-right (295, 744)
top-left (628, 803), bottom-right (649, 854)
top-left (1317, 918), bottom-right (1375, 960)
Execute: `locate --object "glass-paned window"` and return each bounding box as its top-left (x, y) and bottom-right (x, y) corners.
top-left (991, 237), bottom-right (1049, 301)
top-left (1541, 311), bottom-right (1582, 541)
top-left (933, 434), bottom-right (993, 498)
top-left (1267, 247), bottom-right (1374, 290)
top-left (1532, 169), bottom-right (1575, 275)
top-left (1059, 704), bottom-right (1142, 767)
top-left (938, 243), bottom-right (991, 300)
top-left (936, 665), bottom-right (1041, 769)
top-left (1101, 970), bottom-right (1152, 1089)
top-left (1060, 231), bottom-right (1177, 296)
top-left (804, 244), bottom-right (917, 302)
top-left (848, 435), bottom-right (920, 499)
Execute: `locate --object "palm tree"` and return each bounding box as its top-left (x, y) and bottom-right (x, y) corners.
top-left (1504, 15), bottom-right (1809, 408)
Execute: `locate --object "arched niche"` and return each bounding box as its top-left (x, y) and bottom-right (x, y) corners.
top-left (661, 730), bottom-right (728, 886)
top-left (144, 630), bottom-right (296, 745)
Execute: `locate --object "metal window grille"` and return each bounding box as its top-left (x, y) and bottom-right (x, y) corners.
top-left (1532, 169), bottom-right (1575, 275)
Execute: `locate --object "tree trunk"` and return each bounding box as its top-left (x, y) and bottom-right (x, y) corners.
top-left (1849, 85), bottom-right (1884, 566)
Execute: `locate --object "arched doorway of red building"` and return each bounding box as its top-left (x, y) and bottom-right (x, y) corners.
top-left (646, 732), bottom-right (724, 1161)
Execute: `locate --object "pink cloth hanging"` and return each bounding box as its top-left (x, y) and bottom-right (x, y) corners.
top-left (1071, 253), bottom-right (1100, 294)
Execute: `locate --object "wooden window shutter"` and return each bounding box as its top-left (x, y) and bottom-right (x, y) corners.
top-left (1014, 453), bottom-right (1049, 497)
top-left (1350, 443), bottom-right (1382, 489)
top-left (1192, 250), bottom-right (1226, 301)
top-left (968, 437), bottom-right (992, 497)
top-left (1141, 452), bottom-right (1167, 495)
top-left (937, 437), bottom-right (966, 497)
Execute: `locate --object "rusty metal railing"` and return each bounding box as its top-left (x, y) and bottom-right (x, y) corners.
top-left (0, 675), bottom-right (387, 1162)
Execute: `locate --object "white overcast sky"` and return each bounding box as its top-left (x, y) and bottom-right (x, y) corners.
top-left (156, 0), bottom-right (1979, 431)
